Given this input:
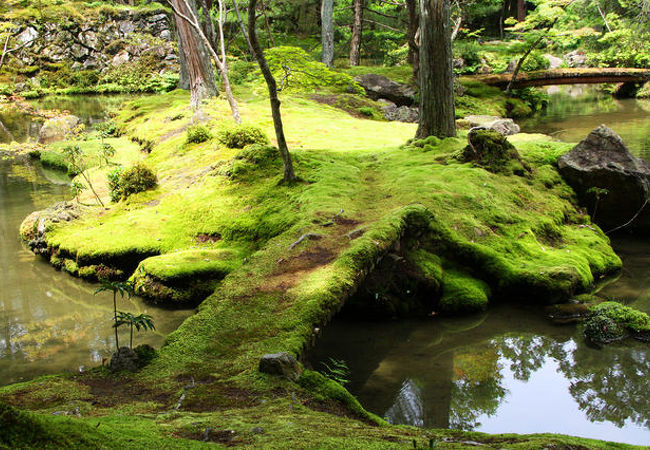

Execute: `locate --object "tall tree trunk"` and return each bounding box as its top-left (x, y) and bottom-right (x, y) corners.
top-left (406, 0), bottom-right (419, 67)
top-left (517, 0), bottom-right (526, 21)
top-left (172, 0), bottom-right (219, 109)
top-left (321, 0), bottom-right (334, 67)
top-left (197, 0), bottom-right (219, 54)
top-left (416, 0), bottom-right (456, 139)
top-left (349, 0), bottom-right (363, 66)
top-left (248, 0), bottom-right (297, 183)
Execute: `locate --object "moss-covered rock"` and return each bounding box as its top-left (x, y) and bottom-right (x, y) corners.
top-left (584, 301), bottom-right (650, 345)
top-left (461, 129), bottom-right (530, 175)
top-left (439, 267), bottom-right (491, 314)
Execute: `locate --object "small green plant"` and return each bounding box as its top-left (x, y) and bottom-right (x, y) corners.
top-left (218, 124), bottom-right (269, 149)
top-left (71, 180), bottom-right (86, 204)
top-left (412, 438), bottom-right (438, 449)
top-left (94, 280), bottom-right (135, 350)
top-left (99, 143), bottom-right (116, 167)
top-left (108, 163), bottom-right (157, 202)
top-left (587, 187), bottom-right (609, 221)
top-left (358, 106), bottom-right (375, 117)
top-left (62, 144), bottom-right (105, 207)
top-left (319, 358), bottom-right (351, 386)
top-left (113, 312), bottom-right (155, 349)
top-left (186, 124), bottom-right (212, 144)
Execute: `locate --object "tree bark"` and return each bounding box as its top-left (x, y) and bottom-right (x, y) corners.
top-left (248, 0), bottom-right (297, 183)
top-left (349, 0), bottom-right (364, 66)
top-left (321, 0), bottom-right (334, 67)
top-left (406, 0), bottom-right (418, 67)
top-left (172, 0), bottom-right (219, 109)
top-left (517, 0), bottom-right (526, 21)
top-left (416, 0), bottom-right (456, 139)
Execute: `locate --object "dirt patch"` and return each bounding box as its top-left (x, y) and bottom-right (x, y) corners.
top-left (79, 374), bottom-right (172, 409)
top-left (175, 428), bottom-right (248, 446)
top-left (310, 93), bottom-right (382, 119)
top-left (195, 232), bottom-right (222, 244)
top-left (180, 382), bottom-right (258, 412)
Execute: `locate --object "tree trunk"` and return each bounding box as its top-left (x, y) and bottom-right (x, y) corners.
top-left (172, 0), bottom-right (219, 109)
top-left (406, 0), bottom-right (419, 68)
top-left (113, 295), bottom-right (120, 349)
top-left (416, 0), bottom-right (456, 139)
top-left (517, 0), bottom-right (526, 21)
top-left (197, 0), bottom-right (219, 55)
top-left (248, 0), bottom-right (297, 183)
top-left (321, 0), bottom-right (334, 67)
top-left (349, 0), bottom-right (363, 66)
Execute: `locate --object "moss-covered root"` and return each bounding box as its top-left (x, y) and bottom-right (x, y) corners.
top-left (584, 301), bottom-right (650, 346)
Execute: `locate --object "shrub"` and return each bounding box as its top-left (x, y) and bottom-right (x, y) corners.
top-left (186, 124), bottom-right (212, 144)
top-left (218, 124), bottom-right (269, 149)
top-left (108, 163), bottom-right (157, 202)
top-left (358, 106), bottom-right (375, 117)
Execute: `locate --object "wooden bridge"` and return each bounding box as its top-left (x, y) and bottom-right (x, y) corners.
top-left (472, 68), bottom-right (650, 89)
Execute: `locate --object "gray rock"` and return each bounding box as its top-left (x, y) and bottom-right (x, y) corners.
top-left (109, 347), bottom-right (139, 372)
top-left (112, 50), bottom-right (131, 67)
top-left (382, 104), bottom-right (419, 123)
top-left (558, 125), bottom-right (650, 232)
top-left (465, 115), bottom-right (520, 135)
top-left (564, 50), bottom-right (587, 68)
top-left (119, 20), bottom-right (136, 35)
top-left (259, 352), bottom-right (302, 381)
top-left (160, 30), bottom-right (171, 40)
top-left (544, 53), bottom-right (564, 69)
top-left (17, 27), bottom-right (39, 45)
top-left (38, 115), bottom-right (82, 144)
top-left (355, 74), bottom-right (416, 107)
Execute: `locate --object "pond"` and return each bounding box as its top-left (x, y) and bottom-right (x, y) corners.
top-left (309, 86), bottom-right (650, 446)
top-left (0, 96), bottom-right (192, 386)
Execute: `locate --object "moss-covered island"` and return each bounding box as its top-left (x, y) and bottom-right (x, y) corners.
top-left (2, 83), bottom-right (639, 448)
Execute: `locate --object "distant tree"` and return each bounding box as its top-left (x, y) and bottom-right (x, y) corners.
top-left (321, 0), bottom-right (335, 67)
top-left (349, 0), bottom-right (364, 66)
top-left (416, 0), bottom-right (457, 139)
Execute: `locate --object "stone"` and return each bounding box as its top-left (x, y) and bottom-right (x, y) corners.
top-left (258, 352), bottom-right (302, 381)
top-left (464, 115), bottom-right (520, 135)
top-left (355, 74), bottom-right (416, 107)
top-left (16, 27), bottom-right (39, 45)
top-left (382, 104), bottom-right (419, 123)
top-left (118, 20), bottom-right (136, 35)
top-left (160, 30), bottom-right (171, 40)
top-left (544, 53), bottom-right (564, 69)
top-left (564, 50), bottom-right (587, 68)
top-left (111, 50), bottom-right (131, 67)
top-left (558, 125), bottom-right (650, 232)
top-left (38, 115), bottom-right (82, 144)
top-left (505, 58), bottom-right (518, 73)
top-left (109, 347), bottom-right (139, 372)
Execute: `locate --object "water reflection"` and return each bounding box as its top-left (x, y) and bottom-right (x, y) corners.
top-left (519, 85), bottom-right (650, 159)
top-left (0, 157), bottom-right (192, 386)
top-left (309, 303), bottom-right (650, 445)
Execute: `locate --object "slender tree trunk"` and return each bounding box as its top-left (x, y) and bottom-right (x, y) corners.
top-left (261, 0), bottom-right (276, 47)
top-left (349, 0), bottom-right (363, 66)
top-left (248, 0), bottom-right (297, 183)
top-left (406, 0), bottom-right (419, 66)
top-left (321, 0), bottom-right (334, 67)
top-left (130, 324), bottom-right (133, 349)
top-left (172, 0), bottom-right (219, 109)
top-left (416, 0), bottom-right (456, 139)
top-left (197, 0), bottom-right (219, 55)
top-left (232, 0), bottom-right (255, 56)
top-left (113, 294), bottom-right (120, 349)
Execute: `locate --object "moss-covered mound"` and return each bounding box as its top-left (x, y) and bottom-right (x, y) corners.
top-left (461, 129), bottom-right (530, 175)
top-left (131, 249), bottom-right (242, 304)
top-left (584, 301), bottom-right (650, 345)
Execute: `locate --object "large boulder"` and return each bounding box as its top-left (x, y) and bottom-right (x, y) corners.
top-left (355, 74), bottom-right (416, 107)
top-left (465, 115), bottom-right (520, 136)
top-left (558, 125), bottom-right (650, 232)
top-left (38, 115), bottom-right (82, 144)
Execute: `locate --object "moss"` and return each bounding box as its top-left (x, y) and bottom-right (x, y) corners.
top-left (439, 267), bottom-right (491, 314)
top-left (461, 129), bottom-right (529, 175)
top-left (584, 301), bottom-right (650, 345)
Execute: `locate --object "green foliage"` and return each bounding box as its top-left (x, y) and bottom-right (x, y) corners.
top-left (114, 311), bottom-right (155, 349)
top-left (319, 358), bottom-right (351, 386)
top-left (520, 51), bottom-right (551, 72)
top-left (384, 44), bottom-right (409, 67)
top-left (358, 106), bottom-right (375, 117)
top-left (265, 46), bottom-right (363, 94)
top-left (108, 162), bottom-right (157, 202)
top-left (440, 268), bottom-right (491, 314)
top-left (218, 124), bottom-right (269, 149)
top-left (185, 124), bottom-right (212, 144)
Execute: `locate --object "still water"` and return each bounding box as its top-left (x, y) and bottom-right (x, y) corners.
top-left (311, 86), bottom-right (650, 445)
top-left (0, 97), bottom-right (192, 386)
